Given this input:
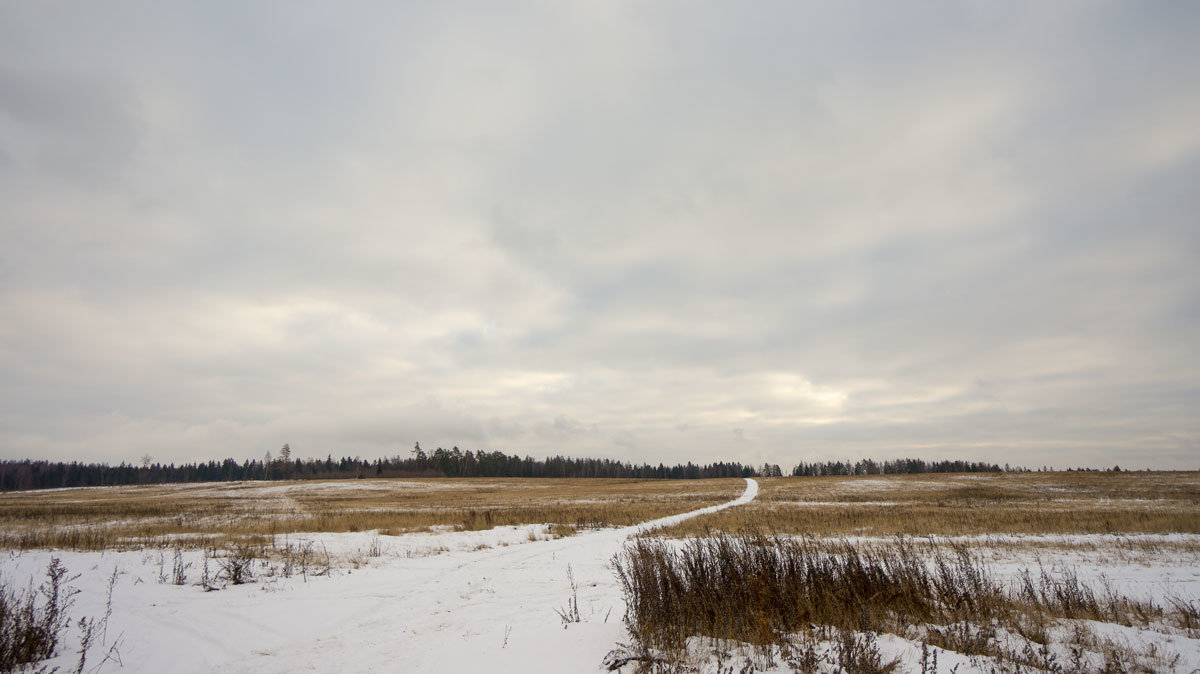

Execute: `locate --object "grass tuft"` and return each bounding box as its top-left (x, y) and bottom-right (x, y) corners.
top-left (0, 558), bottom-right (78, 671)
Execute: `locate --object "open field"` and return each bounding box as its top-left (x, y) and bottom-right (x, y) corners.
top-left (0, 479), bottom-right (759, 673)
top-left (4, 474), bottom-right (1200, 673)
top-left (611, 473), bottom-right (1200, 671)
top-left (654, 471), bottom-right (1200, 540)
top-left (0, 477), bottom-right (742, 550)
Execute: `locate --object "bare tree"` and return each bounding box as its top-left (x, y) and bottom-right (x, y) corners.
top-left (280, 444), bottom-right (291, 478)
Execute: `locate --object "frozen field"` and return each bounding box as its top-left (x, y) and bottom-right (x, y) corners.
top-left (3, 474), bottom-right (1199, 672)
top-left (2, 479), bottom-right (758, 673)
top-left (0, 477), bottom-right (744, 550)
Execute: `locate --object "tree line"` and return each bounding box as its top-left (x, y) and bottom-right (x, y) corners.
top-left (792, 458), bottom-right (1004, 476)
top-left (0, 444), bottom-right (757, 491)
top-left (0, 445), bottom-right (1021, 492)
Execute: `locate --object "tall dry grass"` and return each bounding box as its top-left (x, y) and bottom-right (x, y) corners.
top-left (0, 558), bottom-right (76, 671)
top-left (613, 533), bottom-right (1198, 671)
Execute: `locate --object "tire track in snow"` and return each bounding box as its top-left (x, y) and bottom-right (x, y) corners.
top-left (219, 478), bottom-right (758, 673)
top-left (431, 476), bottom-right (759, 578)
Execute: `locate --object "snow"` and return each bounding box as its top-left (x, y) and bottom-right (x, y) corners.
top-left (240, 479), bottom-right (467, 496)
top-left (828, 478), bottom-right (957, 492)
top-left (4, 478), bottom-right (757, 673)
top-left (5, 476), bottom-right (1199, 673)
top-left (769, 500), bottom-right (899, 507)
top-left (0, 478), bottom-right (465, 498)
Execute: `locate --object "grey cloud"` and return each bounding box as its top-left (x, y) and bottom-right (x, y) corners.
top-left (1, 2), bottom-right (1198, 469)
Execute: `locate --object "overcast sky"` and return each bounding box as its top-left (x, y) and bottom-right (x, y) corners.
top-left (2, 2), bottom-right (1198, 470)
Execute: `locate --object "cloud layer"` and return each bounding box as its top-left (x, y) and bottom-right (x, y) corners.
top-left (2, 2), bottom-right (1198, 468)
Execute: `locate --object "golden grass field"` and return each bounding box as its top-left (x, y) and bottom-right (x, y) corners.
top-left (655, 471), bottom-right (1200, 541)
top-left (0, 477), bottom-right (744, 550)
top-left (3, 471), bottom-right (1197, 553)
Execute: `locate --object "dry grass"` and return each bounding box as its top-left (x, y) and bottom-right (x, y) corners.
top-left (656, 471), bottom-right (1200, 537)
top-left (0, 478), bottom-right (743, 551)
top-left (0, 558), bottom-right (76, 671)
top-left (615, 472), bottom-right (1200, 671)
top-left (613, 533), bottom-right (1198, 672)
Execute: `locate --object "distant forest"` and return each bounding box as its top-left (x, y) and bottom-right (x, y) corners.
top-left (792, 458), bottom-right (1005, 476)
top-left (0, 443), bottom-right (1009, 492)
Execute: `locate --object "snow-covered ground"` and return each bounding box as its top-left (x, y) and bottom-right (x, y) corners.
top-left (5, 476), bottom-right (1200, 673)
top-left (4, 479), bottom-right (758, 673)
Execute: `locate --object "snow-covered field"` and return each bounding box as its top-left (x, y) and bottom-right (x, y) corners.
top-left (4, 476), bottom-right (1200, 672)
top-left (3, 479), bottom-right (758, 673)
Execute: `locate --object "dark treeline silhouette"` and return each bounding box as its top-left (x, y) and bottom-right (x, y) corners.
top-left (0, 446), bottom-right (1032, 492)
top-left (0, 444), bottom-right (757, 491)
top-left (791, 458), bottom-right (1005, 476)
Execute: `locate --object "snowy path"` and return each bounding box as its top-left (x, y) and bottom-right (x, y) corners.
top-left (78, 478), bottom-right (757, 673)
